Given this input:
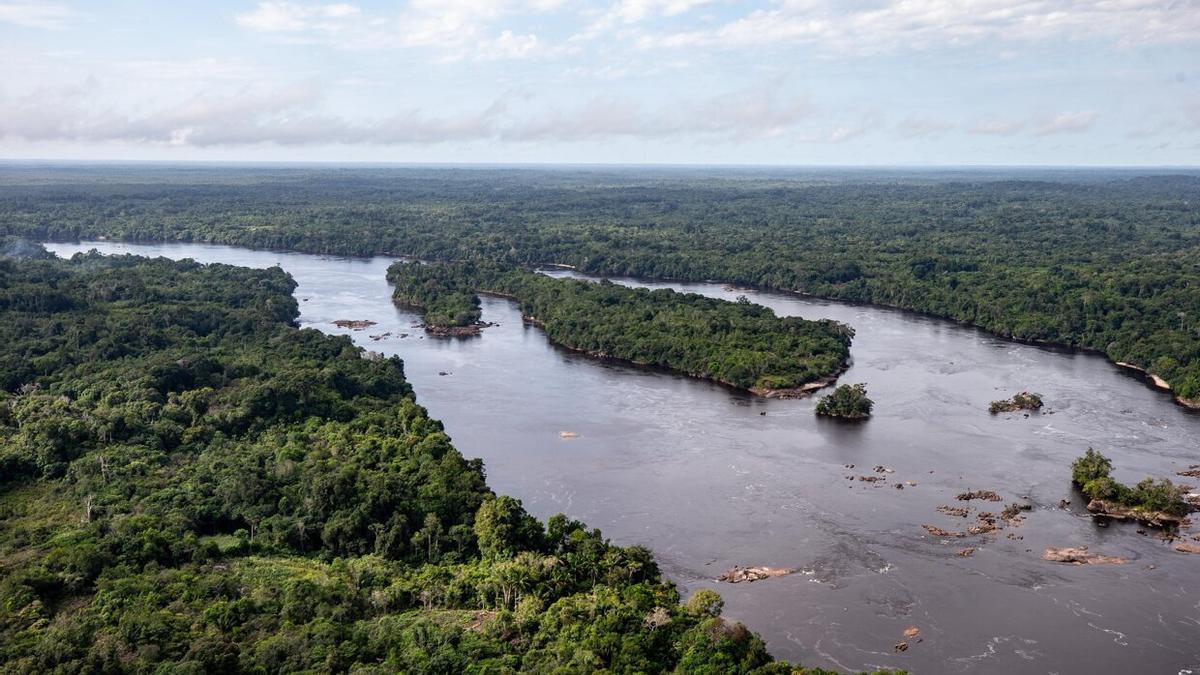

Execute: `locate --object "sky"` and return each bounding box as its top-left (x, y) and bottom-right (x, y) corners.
top-left (0, 0), bottom-right (1198, 165)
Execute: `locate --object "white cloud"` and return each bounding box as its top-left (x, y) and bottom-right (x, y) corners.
top-left (0, 3), bottom-right (75, 29)
top-left (235, 0), bottom-right (566, 59)
top-left (0, 79), bottom-right (503, 146)
top-left (969, 118), bottom-right (1026, 135)
top-left (634, 0), bottom-right (1200, 54)
top-left (504, 82), bottom-right (813, 141)
top-left (0, 77), bottom-right (828, 147)
top-left (967, 111), bottom-right (1098, 136)
top-left (896, 117), bottom-right (955, 139)
top-left (1034, 110), bottom-right (1096, 136)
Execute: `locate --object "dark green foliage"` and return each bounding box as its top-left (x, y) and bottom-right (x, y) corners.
top-left (1071, 448), bottom-right (1113, 486)
top-left (1070, 448), bottom-right (1187, 516)
top-left (814, 383), bottom-right (873, 419)
top-left (388, 260), bottom-right (852, 391)
top-left (388, 260), bottom-right (482, 327)
top-left (2, 166), bottom-right (1197, 400)
top-left (0, 254), bottom-right (881, 673)
top-left (988, 392), bottom-right (1044, 414)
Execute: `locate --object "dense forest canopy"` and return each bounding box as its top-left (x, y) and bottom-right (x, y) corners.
top-left (0, 164), bottom-right (1197, 400)
top-left (0, 248), bottom-right (874, 673)
top-left (387, 260), bottom-right (852, 393)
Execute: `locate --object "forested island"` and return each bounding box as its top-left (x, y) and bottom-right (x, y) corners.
top-left (0, 247), bottom-right (882, 673)
top-left (2, 165), bottom-right (1197, 406)
top-left (1071, 448), bottom-right (1189, 527)
top-left (814, 384), bottom-right (873, 419)
top-left (386, 260), bottom-right (852, 395)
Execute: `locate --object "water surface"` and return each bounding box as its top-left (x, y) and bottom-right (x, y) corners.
top-left (45, 241), bottom-right (1200, 674)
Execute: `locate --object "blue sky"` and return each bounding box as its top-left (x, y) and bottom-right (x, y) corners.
top-left (1, 1), bottom-right (1198, 165)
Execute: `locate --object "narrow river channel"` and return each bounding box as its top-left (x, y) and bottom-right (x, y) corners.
top-left (45, 240), bottom-right (1200, 675)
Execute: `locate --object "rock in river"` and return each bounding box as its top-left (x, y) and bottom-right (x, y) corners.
top-left (1042, 547), bottom-right (1127, 565)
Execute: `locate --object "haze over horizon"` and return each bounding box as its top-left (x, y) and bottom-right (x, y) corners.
top-left (2, 1), bottom-right (1198, 166)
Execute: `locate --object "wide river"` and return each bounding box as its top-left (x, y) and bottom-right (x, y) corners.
top-left (46, 241), bottom-right (1200, 674)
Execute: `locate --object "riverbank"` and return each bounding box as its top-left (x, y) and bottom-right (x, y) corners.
top-left (1116, 362), bottom-right (1200, 409)
top-left (518, 312), bottom-right (849, 398)
top-left (42, 238), bottom-right (1200, 675)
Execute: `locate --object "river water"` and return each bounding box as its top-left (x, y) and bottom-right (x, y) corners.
top-left (45, 241), bottom-right (1200, 674)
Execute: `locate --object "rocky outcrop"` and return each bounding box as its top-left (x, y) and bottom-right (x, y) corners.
top-left (716, 566), bottom-right (793, 583)
top-left (956, 490), bottom-right (1002, 502)
top-left (333, 319), bottom-right (376, 330)
top-left (1085, 499), bottom-right (1183, 529)
top-left (750, 374), bottom-right (840, 399)
top-left (1042, 547), bottom-right (1127, 565)
top-left (424, 322), bottom-right (491, 337)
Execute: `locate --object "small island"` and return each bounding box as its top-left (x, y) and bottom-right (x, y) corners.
top-left (1071, 448), bottom-right (1188, 527)
top-left (386, 259), bottom-right (854, 395)
top-left (989, 391), bottom-right (1043, 414)
top-left (814, 383), bottom-right (873, 419)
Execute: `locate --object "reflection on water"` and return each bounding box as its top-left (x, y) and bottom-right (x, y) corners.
top-left (46, 241), bottom-right (1200, 675)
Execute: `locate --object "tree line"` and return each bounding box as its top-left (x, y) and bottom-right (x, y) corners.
top-left (0, 247), bottom-right (887, 673)
top-left (2, 165), bottom-right (1195, 400)
top-left (387, 259), bottom-right (852, 393)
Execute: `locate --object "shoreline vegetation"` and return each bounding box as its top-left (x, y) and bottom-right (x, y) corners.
top-left (3, 168), bottom-right (1197, 410)
top-left (814, 383), bottom-right (874, 419)
top-left (0, 246), bottom-right (894, 673)
top-left (1071, 448), bottom-right (1191, 528)
top-left (988, 392), bottom-right (1044, 414)
top-left (386, 259), bottom-right (854, 396)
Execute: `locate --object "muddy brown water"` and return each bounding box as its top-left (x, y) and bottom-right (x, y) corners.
top-left (45, 241), bottom-right (1200, 674)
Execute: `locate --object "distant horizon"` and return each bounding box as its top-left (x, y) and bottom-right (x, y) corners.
top-left (3, 158), bottom-right (1200, 171)
top-left (1, 2), bottom-right (1198, 165)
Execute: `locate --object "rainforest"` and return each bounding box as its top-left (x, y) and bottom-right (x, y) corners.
top-left (0, 247), bottom-right (866, 674)
top-left (2, 165), bottom-right (1196, 403)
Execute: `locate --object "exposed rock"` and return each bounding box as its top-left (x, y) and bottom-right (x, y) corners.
top-left (923, 525), bottom-right (966, 538)
top-left (903, 626), bottom-right (921, 639)
top-left (1085, 499), bottom-right (1183, 529)
top-left (957, 547), bottom-right (976, 557)
top-left (716, 566), bottom-right (794, 583)
top-left (857, 475), bottom-right (885, 483)
top-left (559, 431), bottom-right (580, 438)
top-left (937, 506), bottom-right (970, 518)
top-left (956, 490), bottom-right (1002, 502)
top-left (424, 322), bottom-right (491, 337)
top-left (1175, 543), bottom-right (1200, 554)
top-left (1177, 465), bottom-right (1200, 478)
top-left (873, 465), bottom-right (894, 474)
top-left (989, 391), bottom-right (1044, 414)
top-left (967, 513), bottom-right (999, 536)
top-left (1000, 503), bottom-right (1028, 525)
top-left (333, 319), bottom-right (377, 330)
top-left (1042, 547), bottom-right (1127, 565)
top-left (750, 374), bottom-right (841, 399)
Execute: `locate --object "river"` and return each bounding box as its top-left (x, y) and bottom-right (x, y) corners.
top-left (44, 240), bottom-right (1200, 674)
